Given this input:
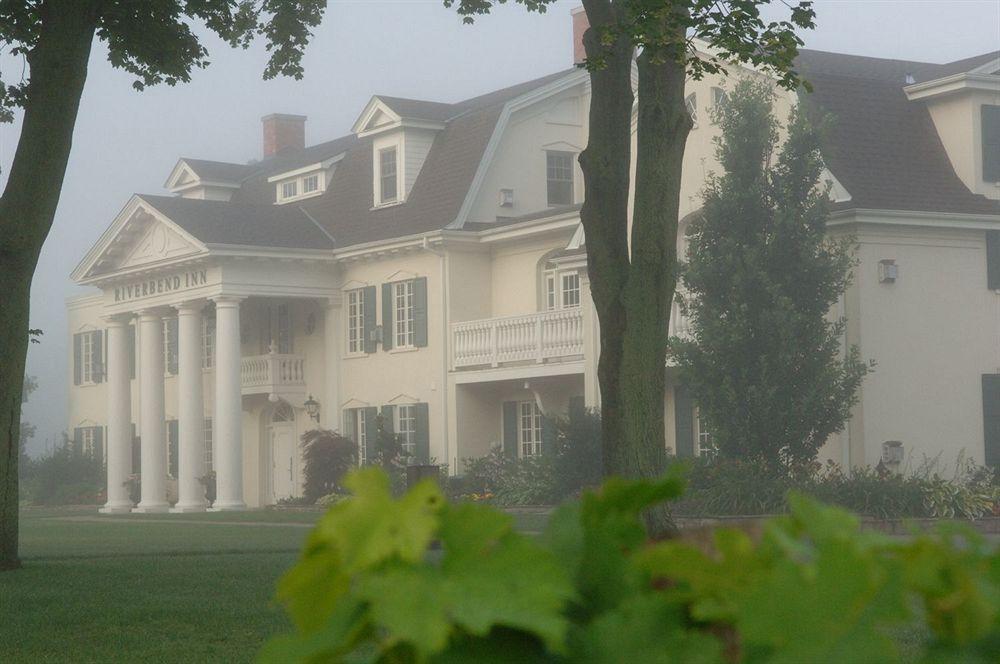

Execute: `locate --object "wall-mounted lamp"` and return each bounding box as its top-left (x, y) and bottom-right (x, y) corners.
top-left (304, 394), bottom-right (320, 423)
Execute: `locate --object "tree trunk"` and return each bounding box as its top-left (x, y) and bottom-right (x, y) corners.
top-left (578, 4), bottom-right (690, 537)
top-left (0, 0), bottom-right (98, 571)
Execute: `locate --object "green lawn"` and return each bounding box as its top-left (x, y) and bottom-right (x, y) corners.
top-left (0, 506), bottom-right (550, 663)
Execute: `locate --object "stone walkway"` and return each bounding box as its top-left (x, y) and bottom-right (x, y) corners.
top-left (48, 515), bottom-right (314, 528)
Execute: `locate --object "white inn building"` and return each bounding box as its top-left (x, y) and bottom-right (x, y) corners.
top-left (66, 16), bottom-right (1000, 511)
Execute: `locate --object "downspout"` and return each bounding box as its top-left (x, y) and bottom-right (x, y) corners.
top-left (422, 235), bottom-right (451, 473)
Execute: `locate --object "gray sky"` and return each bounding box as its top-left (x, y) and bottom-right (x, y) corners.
top-left (4, 0), bottom-right (999, 456)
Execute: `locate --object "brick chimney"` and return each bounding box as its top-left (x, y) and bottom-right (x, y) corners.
top-left (572, 6), bottom-right (589, 65)
top-left (261, 113), bottom-right (306, 158)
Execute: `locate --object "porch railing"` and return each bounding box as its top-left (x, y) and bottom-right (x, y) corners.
top-left (451, 308), bottom-right (585, 369)
top-left (241, 351), bottom-right (306, 395)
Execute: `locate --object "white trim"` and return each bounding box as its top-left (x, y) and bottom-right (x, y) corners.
top-left (904, 73), bottom-right (1000, 101)
top-left (827, 208), bottom-right (1000, 231)
top-left (451, 359), bottom-right (585, 385)
top-left (266, 156), bottom-right (343, 183)
top-left (969, 57), bottom-right (1000, 76)
top-left (352, 96), bottom-right (447, 138)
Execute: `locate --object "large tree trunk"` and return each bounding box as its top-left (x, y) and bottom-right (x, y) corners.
top-left (0, 0), bottom-right (98, 571)
top-left (578, 4), bottom-right (691, 536)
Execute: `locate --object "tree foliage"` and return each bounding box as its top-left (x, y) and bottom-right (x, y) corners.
top-left (673, 78), bottom-right (870, 465)
top-left (301, 428), bottom-right (358, 503)
top-left (263, 467), bottom-right (1000, 662)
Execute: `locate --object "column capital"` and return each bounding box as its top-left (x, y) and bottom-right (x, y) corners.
top-left (101, 312), bottom-right (134, 327)
top-left (211, 295), bottom-right (245, 307)
top-left (173, 299), bottom-right (208, 315)
top-left (136, 307), bottom-right (171, 321)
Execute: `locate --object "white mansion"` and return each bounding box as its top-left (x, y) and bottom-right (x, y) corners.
top-left (66, 14), bottom-right (1000, 511)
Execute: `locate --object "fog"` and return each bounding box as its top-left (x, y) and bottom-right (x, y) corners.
top-left (4, 0), bottom-right (999, 456)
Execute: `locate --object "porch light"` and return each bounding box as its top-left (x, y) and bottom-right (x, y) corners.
top-left (304, 394), bottom-right (320, 422)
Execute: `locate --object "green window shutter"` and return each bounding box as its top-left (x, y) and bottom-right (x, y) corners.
top-left (94, 427), bottom-right (105, 467)
top-left (381, 283), bottom-right (394, 351)
top-left (983, 375), bottom-right (1000, 467)
top-left (127, 324), bottom-right (136, 379)
top-left (674, 385), bottom-right (695, 458)
top-left (502, 401), bottom-right (519, 460)
top-left (168, 420), bottom-right (179, 478)
top-left (93, 330), bottom-right (104, 383)
top-left (541, 415), bottom-right (557, 457)
top-left (987, 231), bottom-right (1000, 290)
top-left (380, 405), bottom-right (395, 435)
top-left (73, 333), bottom-right (82, 385)
top-left (363, 285), bottom-right (377, 354)
top-left (73, 427), bottom-right (83, 455)
top-left (414, 402), bottom-right (430, 464)
top-left (363, 406), bottom-right (379, 463)
top-left (982, 105), bottom-right (1000, 183)
top-left (167, 318), bottom-right (179, 375)
top-left (413, 277), bottom-right (428, 348)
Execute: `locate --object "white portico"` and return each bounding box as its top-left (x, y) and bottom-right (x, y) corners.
top-left (73, 195), bottom-right (338, 511)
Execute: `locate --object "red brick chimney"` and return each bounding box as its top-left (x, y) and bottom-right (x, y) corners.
top-left (261, 113), bottom-right (306, 158)
top-left (572, 6), bottom-right (589, 65)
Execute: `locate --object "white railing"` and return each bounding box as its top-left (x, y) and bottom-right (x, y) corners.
top-left (452, 308), bottom-right (585, 369)
top-left (241, 351), bottom-right (306, 394)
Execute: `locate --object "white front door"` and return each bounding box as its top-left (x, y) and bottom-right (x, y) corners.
top-left (270, 422), bottom-right (298, 502)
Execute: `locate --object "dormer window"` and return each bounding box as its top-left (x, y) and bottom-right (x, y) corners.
top-left (302, 174), bottom-right (319, 194)
top-left (379, 146), bottom-right (399, 205)
top-left (281, 181), bottom-right (298, 200)
top-left (546, 151), bottom-right (574, 206)
top-left (269, 159), bottom-right (338, 204)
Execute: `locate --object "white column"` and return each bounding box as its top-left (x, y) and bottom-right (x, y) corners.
top-left (580, 272), bottom-right (601, 409)
top-left (135, 310), bottom-right (169, 513)
top-left (100, 314), bottom-right (133, 514)
top-left (172, 301), bottom-right (207, 512)
top-left (323, 296), bottom-right (342, 431)
top-left (212, 296), bottom-right (245, 511)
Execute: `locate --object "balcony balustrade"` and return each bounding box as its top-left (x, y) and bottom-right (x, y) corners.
top-left (240, 349), bottom-right (306, 397)
top-left (452, 309), bottom-right (585, 369)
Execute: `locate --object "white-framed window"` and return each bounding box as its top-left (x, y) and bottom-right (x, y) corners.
top-left (544, 268), bottom-right (581, 311)
top-left (711, 87), bottom-right (729, 112)
top-left (204, 418), bottom-right (213, 473)
top-left (696, 408), bottom-right (716, 459)
top-left (80, 332), bottom-right (98, 384)
top-left (302, 174), bottom-right (319, 193)
top-left (518, 401), bottom-right (543, 459)
top-left (396, 404), bottom-right (417, 458)
top-left (379, 146), bottom-right (398, 205)
top-left (345, 409), bottom-right (369, 466)
top-left (546, 150), bottom-right (574, 206)
top-left (202, 314), bottom-right (215, 369)
top-left (281, 180), bottom-right (298, 200)
top-left (346, 288), bottom-right (366, 354)
top-left (394, 280), bottom-right (415, 348)
top-left (80, 427), bottom-right (98, 458)
top-left (686, 92), bottom-right (698, 127)
top-left (162, 319), bottom-right (177, 376)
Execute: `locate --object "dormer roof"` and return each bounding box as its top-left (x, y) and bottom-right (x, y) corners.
top-left (164, 158), bottom-right (254, 192)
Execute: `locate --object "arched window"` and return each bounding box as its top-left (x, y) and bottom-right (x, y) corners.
top-left (270, 401), bottom-right (295, 423)
top-left (685, 93), bottom-right (698, 128)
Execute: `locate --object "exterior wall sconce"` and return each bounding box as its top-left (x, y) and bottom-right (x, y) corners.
top-left (304, 394), bottom-right (320, 422)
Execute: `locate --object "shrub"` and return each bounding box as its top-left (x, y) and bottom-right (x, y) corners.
top-left (21, 446), bottom-right (104, 505)
top-left (301, 429), bottom-right (357, 504)
top-left (262, 468), bottom-right (1000, 663)
top-left (198, 471), bottom-right (216, 506)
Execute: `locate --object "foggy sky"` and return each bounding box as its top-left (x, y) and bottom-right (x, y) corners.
top-left (3, 0), bottom-right (998, 456)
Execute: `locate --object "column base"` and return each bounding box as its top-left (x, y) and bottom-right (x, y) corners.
top-left (132, 503), bottom-right (170, 514)
top-left (209, 502), bottom-right (247, 512)
top-left (99, 503), bottom-right (134, 515)
top-left (170, 503), bottom-right (208, 513)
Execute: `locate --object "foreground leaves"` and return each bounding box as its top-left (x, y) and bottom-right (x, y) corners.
top-left (264, 469), bottom-right (999, 663)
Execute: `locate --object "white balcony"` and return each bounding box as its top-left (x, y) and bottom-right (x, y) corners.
top-left (241, 351), bottom-right (306, 398)
top-left (452, 309), bottom-right (585, 369)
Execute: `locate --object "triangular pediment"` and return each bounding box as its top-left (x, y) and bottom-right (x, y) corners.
top-left (351, 96), bottom-right (403, 136)
top-left (71, 196), bottom-right (208, 283)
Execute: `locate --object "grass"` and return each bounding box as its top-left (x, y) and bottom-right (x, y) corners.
top-left (1, 505), bottom-right (551, 663)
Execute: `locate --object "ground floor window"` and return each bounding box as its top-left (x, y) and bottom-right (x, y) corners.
top-left (204, 418), bottom-right (213, 473)
top-left (395, 404), bottom-right (417, 459)
top-left (344, 408), bottom-right (369, 466)
top-left (519, 401), bottom-right (543, 458)
top-left (167, 419), bottom-right (179, 478)
top-left (695, 408), bottom-right (716, 459)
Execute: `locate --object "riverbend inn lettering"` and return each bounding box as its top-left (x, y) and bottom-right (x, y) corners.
top-left (113, 269), bottom-right (208, 303)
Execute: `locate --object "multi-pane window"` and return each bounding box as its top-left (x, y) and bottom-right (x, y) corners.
top-left (544, 269), bottom-right (581, 310)
top-left (80, 427), bottom-right (98, 458)
top-left (302, 174), bottom-right (319, 193)
top-left (711, 87), bottom-right (729, 112)
top-left (379, 147), bottom-right (398, 204)
top-left (546, 151), bottom-right (574, 206)
top-left (344, 409), bottom-right (369, 466)
top-left (260, 303), bottom-right (293, 354)
top-left (394, 280), bottom-right (415, 348)
top-left (281, 180), bottom-right (298, 200)
top-left (518, 401), bottom-right (543, 458)
top-left (80, 332), bottom-right (98, 384)
top-left (202, 315), bottom-right (215, 369)
top-left (162, 318), bottom-right (177, 376)
top-left (204, 418), bottom-right (213, 473)
top-left (696, 408), bottom-right (716, 459)
top-left (685, 93), bottom-right (698, 127)
top-left (396, 405), bottom-right (417, 458)
top-left (347, 289), bottom-right (366, 354)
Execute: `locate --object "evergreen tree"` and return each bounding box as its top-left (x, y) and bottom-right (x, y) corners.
top-left (673, 79), bottom-right (870, 466)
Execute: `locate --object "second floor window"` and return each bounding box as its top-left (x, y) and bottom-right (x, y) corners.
top-left (281, 180), bottom-right (298, 199)
top-left (202, 314), bottom-right (215, 369)
top-left (302, 174), bottom-right (319, 193)
top-left (347, 288), bottom-right (366, 354)
top-left (379, 146), bottom-right (398, 204)
top-left (74, 330), bottom-right (103, 385)
top-left (545, 269), bottom-right (581, 310)
top-left (163, 318), bottom-right (178, 376)
top-left (394, 280), bottom-right (415, 348)
top-left (546, 151), bottom-right (574, 206)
